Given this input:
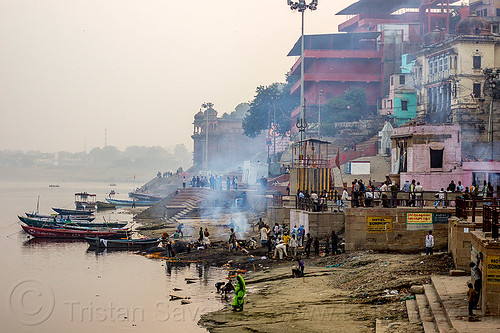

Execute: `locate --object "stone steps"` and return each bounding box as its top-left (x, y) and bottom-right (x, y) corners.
top-left (415, 293), bottom-right (439, 333)
top-left (423, 284), bottom-right (454, 333)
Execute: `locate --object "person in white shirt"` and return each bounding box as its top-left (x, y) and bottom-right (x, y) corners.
top-left (415, 182), bottom-right (424, 207)
top-left (425, 230), bottom-right (434, 255)
top-left (289, 234), bottom-right (298, 256)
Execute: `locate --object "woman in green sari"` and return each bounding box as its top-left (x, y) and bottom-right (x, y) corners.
top-left (232, 274), bottom-right (246, 311)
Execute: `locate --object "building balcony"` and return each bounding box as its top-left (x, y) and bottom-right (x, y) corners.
top-left (290, 73), bottom-right (381, 95)
top-left (290, 49), bottom-right (382, 75)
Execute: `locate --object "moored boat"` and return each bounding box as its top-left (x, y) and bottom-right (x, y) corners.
top-left (105, 198), bottom-right (156, 207)
top-left (25, 212), bottom-right (95, 222)
top-left (19, 216), bottom-right (127, 229)
top-left (85, 237), bottom-right (160, 250)
top-left (21, 225), bottom-right (118, 239)
top-left (96, 201), bottom-right (116, 209)
top-left (128, 192), bottom-right (163, 201)
top-left (75, 192), bottom-right (97, 210)
top-left (52, 207), bottom-right (95, 216)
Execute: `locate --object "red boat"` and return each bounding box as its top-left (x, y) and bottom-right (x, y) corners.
top-left (21, 225), bottom-right (118, 239)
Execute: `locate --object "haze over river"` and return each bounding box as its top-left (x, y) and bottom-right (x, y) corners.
top-left (0, 179), bottom-right (227, 332)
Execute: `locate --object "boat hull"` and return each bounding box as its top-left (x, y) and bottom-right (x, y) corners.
top-left (96, 201), bottom-right (116, 209)
top-left (85, 237), bottom-right (160, 250)
top-left (25, 212), bottom-right (95, 222)
top-left (19, 216), bottom-right (127, 229)
top-left (105, 198), bottom-right (156, 207)
top-left (52, 208), bottom-right (95, 216)
top-left (21, 225), bottom-right (118, 239)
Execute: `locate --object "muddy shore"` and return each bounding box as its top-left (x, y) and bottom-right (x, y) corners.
top-left (196, 250), bottom-right (453, 333)
top-left (137, 217), bottom-right (453, 332)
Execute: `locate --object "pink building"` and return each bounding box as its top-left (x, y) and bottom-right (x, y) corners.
top-left (391, 124), bottom-right (500, 191)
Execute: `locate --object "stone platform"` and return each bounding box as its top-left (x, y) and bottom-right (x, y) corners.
top-left (409, 275), bottom-right (500, 332)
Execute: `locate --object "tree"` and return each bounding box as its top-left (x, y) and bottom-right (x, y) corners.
top-left (320, 87), bottom-right (369, 136)
top-left (242, 78), bottom-right (299, 138)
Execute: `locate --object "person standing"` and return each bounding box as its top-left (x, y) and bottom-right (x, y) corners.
top-left (402, 180), bottom-right (411, 206)
top-left (467, 282), bottom-right (479, 318)
top-left (297, 225), bottom-right (304, 247)
top-left (390, 181), bottom-right (398, 207)
top-left (305, 233), bottom-right (312, 257)
top-left (409, 179), bottom-right (416, 207)
top-left (229, 228), bottom-right (237, 252)
top-left (470, 259), bottom-right (482, 309)
top-left (232, 275), bottom-right (246, 312)
top-left (331, 231), bottom-right (338, 255)
top-left (198, 227), bottom-right (204, 242)
top-left (415, 182), bottom-right (424, 207)
top-left (289, 234), bottom-right (298, 257)
top-left (260, 225), bottom-right (269, 248)
top-left (425, 230), bottom-right (434, 255)
top-left (313, 237), bottom-right (320, 255)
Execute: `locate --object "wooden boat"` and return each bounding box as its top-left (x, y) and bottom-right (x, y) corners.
top-left (128, 192), bottom-right (163, 201)
top-left (25, 212), bottom-right (95, 222)
top-left (19, 216), bottom-right (127, 229)
top-left (105, 198), bottom-right (156, 207)
top-left (85, 237), bottom-right (160, 250)
top-left (74, 192), bottom-right (97, 210)
top-left (21, 225), bottom-right (118, 239)
top-left (52, 207), bottom-right (95, 216)
top-left (96, 201), bottom-right (116, 209)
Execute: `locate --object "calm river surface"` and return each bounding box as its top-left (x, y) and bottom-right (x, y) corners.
top-left (0, 179), bottom-right (227, 333)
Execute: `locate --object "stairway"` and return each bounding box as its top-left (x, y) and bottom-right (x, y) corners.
top-left (135, 187), bottom-right (211, 229)
top-left (408, 274), bottom-right (500, 333)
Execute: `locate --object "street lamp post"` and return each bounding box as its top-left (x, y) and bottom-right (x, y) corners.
top-left (287, 0), bottom-right (318, 154)
top-left (318, 89), bottom-right (323, 140)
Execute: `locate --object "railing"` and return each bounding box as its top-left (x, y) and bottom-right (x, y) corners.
top-left (455, 197), bottom-right (500, 223)
top-left (288, 190), bottom-right (470, 211)
top-left (482, 206), bottom-right (500, 237)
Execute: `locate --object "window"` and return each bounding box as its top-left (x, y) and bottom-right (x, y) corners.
top-left (473, 55), bottom-right (481, 69)
top-left (430, 148), bottom-right (443, 168)
top-left (399, 75), bottom-right (405, 85)
top-left (454, 56), bottom-right (457, 69)
top-left (401, 100), bottom-right (408, 111)
top-left (439, 58), bottom-right (443, 72)
top-left (473, 83), bottom-right (481, 98)
top-left (497, 8), bottom-right (500, 16)
top-left (391, 76), bottom-right (394, 86)
top-left (444, 57), bottom-right (448, 71)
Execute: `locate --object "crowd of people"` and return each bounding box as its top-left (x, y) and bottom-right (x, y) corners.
top-left (189, 175), bottom-right (238, 190)
top-left (298, 178), bottom-right (498, 210)
top-left (256, 219), bottom-right (342, 261)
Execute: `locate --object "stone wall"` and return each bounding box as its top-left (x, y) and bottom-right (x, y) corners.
top-left (448, 217), bottom-right (479, 272)
top-left (345, 207), bottom-right (453, 253)
top-left (288, 209), bottom-right (345, 239)
top-left (470, 231), bottom-right (500, 316)
top-left (267, 207), bottom-right (291, 225)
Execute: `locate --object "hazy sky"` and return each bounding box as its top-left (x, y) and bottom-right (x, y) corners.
top-left (0, 0), bottom-right (352, 153)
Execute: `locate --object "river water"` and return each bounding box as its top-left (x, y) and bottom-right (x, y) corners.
top-left (0, 179), bottom-right (227, 333)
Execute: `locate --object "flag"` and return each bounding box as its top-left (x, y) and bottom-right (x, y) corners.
top-left (335, 147), bottom-right (340, 170)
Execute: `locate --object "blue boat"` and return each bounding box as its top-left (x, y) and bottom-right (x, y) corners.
top-left (105, 198), bottom-right (156, 207)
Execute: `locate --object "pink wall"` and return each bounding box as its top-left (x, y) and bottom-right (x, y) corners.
top-left (393, 125), bottom-right (500, 191)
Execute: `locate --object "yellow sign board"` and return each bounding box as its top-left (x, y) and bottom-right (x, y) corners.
top-left (407, 212), bottom-right (433, 224)
top-left (367, 216), bottom-right (393, 233)
top-left (407, 212), bottom-right (433, 231)
top-left (486, 255), bottom-right (500, 285)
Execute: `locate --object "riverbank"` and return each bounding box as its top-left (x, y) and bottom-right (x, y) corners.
top-left (196, 250), bottom-right (453, 332)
